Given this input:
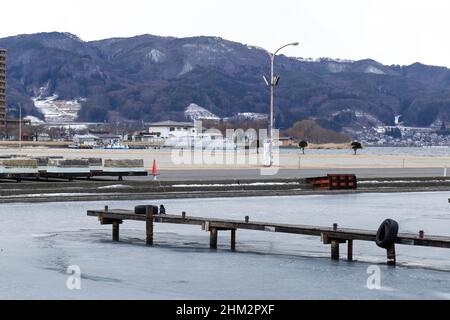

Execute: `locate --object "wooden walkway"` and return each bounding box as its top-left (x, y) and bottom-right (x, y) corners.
top-left (87, 206), bottom-right (450, 265)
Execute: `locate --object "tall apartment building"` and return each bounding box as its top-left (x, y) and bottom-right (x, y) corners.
top-left (0, 49), bottom-right (6, 126)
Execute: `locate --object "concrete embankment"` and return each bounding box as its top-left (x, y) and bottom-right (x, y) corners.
top-left (1, 176), bottom-right (450, 203)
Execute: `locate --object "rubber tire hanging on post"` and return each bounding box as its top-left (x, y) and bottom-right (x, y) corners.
top-left (375, 219), bottom-right (399, 249)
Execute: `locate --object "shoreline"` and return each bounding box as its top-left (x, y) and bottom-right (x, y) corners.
top-left (2, 176), bottom-right (450, 204)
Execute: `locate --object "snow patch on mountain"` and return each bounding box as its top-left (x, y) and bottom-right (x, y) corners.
top-left (333, 108), bottom-right (383, 127)
top-left (365, 66), bottom-right (385, 75)
top-left (185, 103), bottom-right (220, 121)
top-left (327, 62), bottom-right (347, 73)
top-left (146, 49), bottom-right (166, 63)
top-left (354, 111), bottom-right (382, 124)
top-left (237, 113), bottom-right (268, 120)
top-left (33, 90), bottom-right (83, 122)
top-left (183, 43), bottom-right (232, 54)
top-left (24, 115), bottom-right (44, 124)
top-left (297, 57), bottom-right (355, 64)
top-left (225, 113), bottom-right (268, 122)
top-left (178, 61), bottom-right (194, 76)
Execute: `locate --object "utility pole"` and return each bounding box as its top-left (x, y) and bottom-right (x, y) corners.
top-left (18, 103), bottom-right (22, 150)
top-left (261, 42), bottom-right (299, 166)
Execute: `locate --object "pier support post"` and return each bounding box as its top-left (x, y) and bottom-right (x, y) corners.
top-left (387, 244), bottom-right (396, 266)
top-left (231, 229), bottom-right (236, 251)
top-left (331, 240), bottom-right (340, 260)
top-left (146, 206), bottom-right (154, 246)
top-left (347, 240), bottom-right (353, 261)
top-left (112, 221), bottom-right (120, 242)
top-left (210, 227), bottom-right (218, 249)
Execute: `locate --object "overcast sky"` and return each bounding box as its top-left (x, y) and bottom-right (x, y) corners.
top-left (2, 0), bottom-right (450, 67)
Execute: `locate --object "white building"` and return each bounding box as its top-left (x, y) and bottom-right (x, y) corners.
top-left (148, 121), bottom-right (197, 139)
top-left (148, 120), bottom-right (258, 150)
top-left (35, 133), bottom-right (51, 142)
top-left (72, 134), bottom-right (100, 147)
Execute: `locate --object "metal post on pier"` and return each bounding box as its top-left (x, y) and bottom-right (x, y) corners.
top-left (387, 244), bottom-right (396, 266)
top-left (330, 223), bottom-right (340, 260)
top-left (146, 206), bottom-right (154, 246)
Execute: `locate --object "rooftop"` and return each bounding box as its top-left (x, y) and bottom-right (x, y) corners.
top-left (148, 120), bottom-right (194, 127)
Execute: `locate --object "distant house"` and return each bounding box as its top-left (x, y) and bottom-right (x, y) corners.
top-left (148, 121), bottom-right (197, 139)
top-left (95, 133), bottom-right (122, 145)
top-left (130, 131), bottom-right (163, 143)
top-left (35, 133), bottom-right (51, 142)
top-left (277, 137), bottom-right (294, 147)
top-left (72, 134), bottom-right (100, 146)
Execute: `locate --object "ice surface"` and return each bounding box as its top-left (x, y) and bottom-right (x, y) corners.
top-left (0, 192), bottom-right (449, 299)
top-left (172, 182), bottom-right (299, 187)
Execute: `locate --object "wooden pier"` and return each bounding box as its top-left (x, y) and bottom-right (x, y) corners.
top-left (87, 206), bottom-right (450, 265)
top-left (0, 170), bottom-right (148, 182)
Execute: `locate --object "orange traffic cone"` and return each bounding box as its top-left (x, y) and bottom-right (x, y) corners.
top-left (152, 160), bottom-right (158, 180)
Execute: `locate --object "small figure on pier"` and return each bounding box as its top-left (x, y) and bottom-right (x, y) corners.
top-left (159, 205), bottom-right (166, 215)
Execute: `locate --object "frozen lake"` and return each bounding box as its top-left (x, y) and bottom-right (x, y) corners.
top-left (0, 192), bottom-right (450, 299)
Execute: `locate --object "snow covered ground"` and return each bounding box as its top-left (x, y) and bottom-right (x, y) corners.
top-left (0, 192), bottom-right (449, 299)
top-left (33, 94), bottom-right (83, 123)
top-left (184, 103), bottom-right (268, 122)
top-left (23, 116), bottom-right (44, 124)
top-left (184, 103), bottom-right (220, 121)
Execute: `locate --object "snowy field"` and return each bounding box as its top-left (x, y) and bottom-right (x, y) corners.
top-left (0, 192), bottom-right (450, 299)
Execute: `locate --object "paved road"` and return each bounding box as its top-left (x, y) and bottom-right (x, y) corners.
top-left (120, 167), bottom-right (449, 181)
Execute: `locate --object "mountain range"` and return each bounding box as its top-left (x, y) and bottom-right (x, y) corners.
top-left (1, 32), bottom-right (450, 131)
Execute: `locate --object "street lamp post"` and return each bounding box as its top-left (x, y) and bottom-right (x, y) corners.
top-left (262, 42), bottom-right (299, 166)
top-left (18, 103), bottom-right (22, 150)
